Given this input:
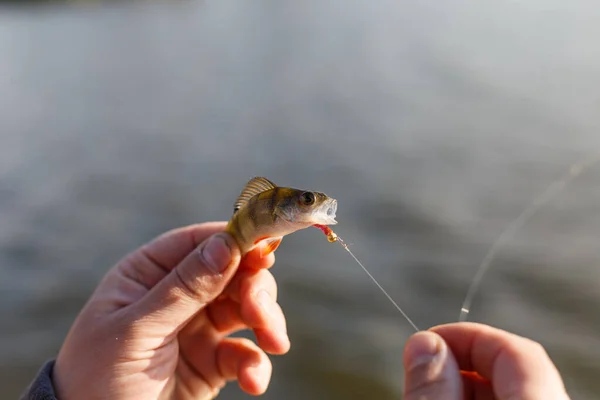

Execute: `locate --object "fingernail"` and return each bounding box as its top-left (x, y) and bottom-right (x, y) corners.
top-left (199, 234), bottom-right (232, 274)
top-left (247, 361), bottom-right (270, 394)
top-left (406, 332), bottom-right (442, 371)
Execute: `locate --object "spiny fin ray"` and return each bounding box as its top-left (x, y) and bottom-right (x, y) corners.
top-left (233, 177), bottom-right (277, 214)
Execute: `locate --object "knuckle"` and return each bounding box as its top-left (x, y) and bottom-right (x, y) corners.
top-left (172, 266), bottom-right (215, 304)
top-left (241, 269), bottom-right (278, 301)
top-left (256, 269), bottom-right (278, 300)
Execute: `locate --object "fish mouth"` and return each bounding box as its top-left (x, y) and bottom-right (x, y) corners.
top-left (312, 198), bottom-right (338, 225)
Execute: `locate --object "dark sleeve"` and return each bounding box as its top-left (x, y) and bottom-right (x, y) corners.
top-left (20, 359), bottom-right (58, 400)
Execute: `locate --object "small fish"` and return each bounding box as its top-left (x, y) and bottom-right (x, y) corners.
top-left (225, 177), bottom-right (338, 257)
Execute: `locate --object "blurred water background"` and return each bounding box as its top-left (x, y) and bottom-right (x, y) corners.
top-left (2, 0), bottom-right (600, 398)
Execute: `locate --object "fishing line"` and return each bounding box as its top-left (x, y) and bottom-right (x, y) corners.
top-left (335, 235), bottom-right (421, 332)
top-left (459, 152), bottom-right (600, 322)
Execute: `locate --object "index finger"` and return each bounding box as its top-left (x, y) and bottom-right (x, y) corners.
top-left (430, 322), bottom-right (570, 400)
top-left (141, 221), bottom-right (228, 271)
top-left (141, 221), bottom-right (275, 272)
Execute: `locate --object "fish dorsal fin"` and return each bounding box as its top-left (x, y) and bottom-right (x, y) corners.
top-left (233, 176), bottom-right (277, 213)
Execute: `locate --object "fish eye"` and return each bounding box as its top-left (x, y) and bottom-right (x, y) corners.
top-left (300, 191), bottom-right (315, 205)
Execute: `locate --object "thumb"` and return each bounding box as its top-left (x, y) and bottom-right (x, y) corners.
top-left (403, 331), bottom-right (463, 400)
top-left (134, 232), bottom-right (241, 332)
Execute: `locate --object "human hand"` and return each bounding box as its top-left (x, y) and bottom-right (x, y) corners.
top-left (53, 221), bottom-right (290, 399)
top-left (402, 322), bottom-right (571, 400)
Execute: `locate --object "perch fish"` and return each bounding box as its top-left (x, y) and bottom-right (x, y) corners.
top-left (225, 176), bottom-right (338, 256)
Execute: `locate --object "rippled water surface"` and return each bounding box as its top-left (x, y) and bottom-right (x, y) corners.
top-left (2, 1), bottom-right (600, 398)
